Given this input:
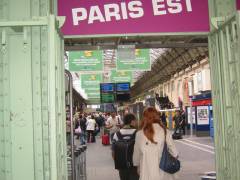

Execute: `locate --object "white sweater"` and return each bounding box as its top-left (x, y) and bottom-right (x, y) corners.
top-left (86, 119), bottom-right (96, 131)
top-left (133, 124), bottom-right (178, 180)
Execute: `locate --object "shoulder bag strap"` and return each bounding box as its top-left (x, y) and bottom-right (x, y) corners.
top-left (116, 131), bottom-right (123, 140)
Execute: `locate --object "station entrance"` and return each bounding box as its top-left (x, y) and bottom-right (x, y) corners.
top-left (0, 0), bottom-right (240, 180)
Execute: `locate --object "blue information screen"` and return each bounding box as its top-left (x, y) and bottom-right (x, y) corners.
top-left (116, 83), bottom-right (130, 92)
top-left (100, 83), bottom-right (115, 92)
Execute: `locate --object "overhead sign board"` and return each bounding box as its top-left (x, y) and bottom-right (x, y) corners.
top-left (58, 0), bottom-right (210, 36)
top-left (69, 51), bottom-right (103, 72)
top-left (117, 49), bottom-right (151, 71)
top-left (111, 70), bottom-right (133, 83)
top-left (86, 90), bottom-right (101, 99)
top-left (100, 83), bottom-right (115, 93)
top-left (116, 83), bottom-right (130, 92)
top-left (81, 74), bottom-right (103, 91)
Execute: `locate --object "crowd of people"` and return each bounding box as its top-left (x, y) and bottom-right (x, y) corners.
top-left (66, 107), bottom-right (185, 180)
top-left (66, 111), bottom-right (123, 145)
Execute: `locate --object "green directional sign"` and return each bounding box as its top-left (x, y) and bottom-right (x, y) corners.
top-left (101, 93), bottom-right (115, 103)
top-left (85, 90), bottom-right (101, 99)
top-left (117, 49), bottom-right (151, 71)
top-left (81, 73), bottom-right (103, 90)
top-left (69, 50), bottom-right (103, 71)
top-left (111, 70), bottom-right (133, 84)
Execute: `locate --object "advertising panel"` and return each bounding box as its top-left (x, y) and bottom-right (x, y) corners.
top-left (69, 51), bottom-right (103, 71)
top-left (197, 106), bottom-right (209, 125)
top-left (58, 0), bottom-right (210, 36)
top-left (117, 49), bottom-right (150, 71)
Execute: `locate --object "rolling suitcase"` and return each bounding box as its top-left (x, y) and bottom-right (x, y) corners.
top-left (102, 134), bottom-right (110, 145)
top-left (172, 132), bottom-right (182, 140)
top-left (172, 129), bottom-right (182, 140)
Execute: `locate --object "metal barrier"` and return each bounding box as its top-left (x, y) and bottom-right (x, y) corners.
top-left (68, 145), bottom-right (87, 180)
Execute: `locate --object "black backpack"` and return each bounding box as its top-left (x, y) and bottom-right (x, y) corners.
top-left (113, 130), bottom-right (137, 170)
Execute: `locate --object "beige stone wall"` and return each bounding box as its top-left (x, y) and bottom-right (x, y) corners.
top-left (153, 57), bottom-right (211, 108)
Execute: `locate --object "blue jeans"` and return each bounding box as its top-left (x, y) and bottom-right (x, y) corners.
top-left (80, 131), bottom-right (86, 145)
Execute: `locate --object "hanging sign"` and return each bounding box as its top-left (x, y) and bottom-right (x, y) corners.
top-left (58, 0), bottom-right (210, 36)
top-left (237, 0), bottom-right (240, 10)
top-left (117, 49), bottom-right (151, 71)
top-left (86, 91), bottom-right (101, 99)
top-left (69, 51), bottom-right (103, 72)
top-left (81, 74), bottom-right (103, 91)
top-left (111, 70), bottom-right (133, 83)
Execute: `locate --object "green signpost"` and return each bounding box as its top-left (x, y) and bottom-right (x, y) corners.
top-left (81, 73), bottom-right (102, 90)
top-left (85, 90), bottom-right (101, 99)
top-left (81, 73), bottom-right (102, 101)
top-left (69, 50), bottom-right (103, 71)
top-left (101, 93), bottom-right (115, 103)
top-left (117, 49), bottom-right (151, 71)
top-left (110, 70), bottom-right (133, 84)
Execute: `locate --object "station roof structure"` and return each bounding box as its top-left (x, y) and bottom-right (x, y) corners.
top-left (64, 34), bottom-right (208, 51)
top-left (64, 34), bottom-right (208, 101)
top-left (131, 47), bottom-right (209, 99)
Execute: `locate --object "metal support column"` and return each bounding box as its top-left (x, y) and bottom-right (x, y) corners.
top-left (0, 1), bottom-right (67, 180)
top-left (208, 0), bottom-right (240, 179)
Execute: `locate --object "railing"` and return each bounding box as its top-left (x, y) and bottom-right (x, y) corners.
top-left (67, 145), bottom-right (87, 180)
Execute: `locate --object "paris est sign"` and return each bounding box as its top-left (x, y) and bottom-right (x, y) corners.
top-left (58, 0), bottom-right (210, 36)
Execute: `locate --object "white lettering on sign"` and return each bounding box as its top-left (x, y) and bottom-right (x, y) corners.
top-left (168, 0), bottom-right (182, 14)
top-left (152, 0), bottom-right (192, 16)
top-left (185, 0), bottom-right (193, 12)
top-left (72, 8), bottom-right (87, 25)
top-left (120, 2), bottom-right (128, 19)
top-left (72, 0), bottom-right (192, 26)
top-left (88, 6), bottom-right (105, 24)
top-left (104, 4), bottom-right (121, 22)
top-left (128, 1), bottom-right (144, 18)
top-left (72, 1), bottom-right (144, 25)
top-left (152, 0), bottom-right (167, 15)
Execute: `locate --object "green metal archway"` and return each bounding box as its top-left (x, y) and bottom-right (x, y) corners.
top-left (0, 0), bottom-right (240, 180)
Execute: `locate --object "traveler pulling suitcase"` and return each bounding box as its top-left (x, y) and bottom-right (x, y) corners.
top-left (102, 134), bottom-right (110, 145)
top-left (172, 129), bottom-right (182, 140)
top-left (172, 132), bottom-right (182, 140)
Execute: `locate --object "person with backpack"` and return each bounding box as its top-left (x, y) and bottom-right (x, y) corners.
top-left (112, 113), bottom-right (139, 180)
top-left (133, 107), bottom-right (179, 180)
top-left (95, 112), bottom-right (105, 136)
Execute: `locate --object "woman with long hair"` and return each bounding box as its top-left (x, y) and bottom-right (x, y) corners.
top-left (133, 107), bottom-right (178, 180)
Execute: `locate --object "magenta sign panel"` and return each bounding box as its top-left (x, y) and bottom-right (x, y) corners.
top-left (237, 0), bottom-right (240, 10)
top-left (58, 0), bottom-right (210, 36)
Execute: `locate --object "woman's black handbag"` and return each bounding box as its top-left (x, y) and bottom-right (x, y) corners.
top-left (159, 138), bottom-right (180, 174)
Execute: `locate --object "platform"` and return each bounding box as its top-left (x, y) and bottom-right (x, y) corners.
top-left (85, 136), bottom-right (215, 180)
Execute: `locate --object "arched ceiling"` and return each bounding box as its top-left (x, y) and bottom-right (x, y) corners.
top-left (131, 47), bottom-right (209, 99)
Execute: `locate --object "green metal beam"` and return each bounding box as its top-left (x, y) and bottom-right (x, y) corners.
top-left (208, 0), bottom-right (240, 179)
top-left (0, 1), bottom-right (67, 180)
